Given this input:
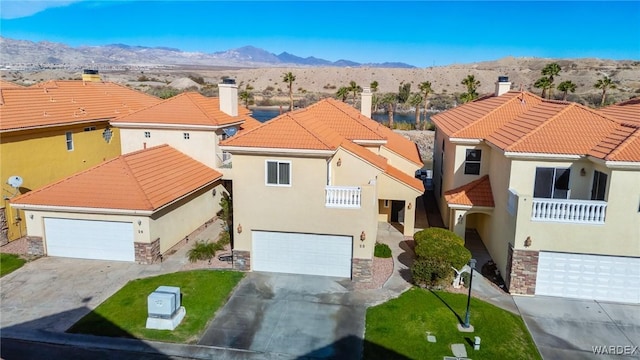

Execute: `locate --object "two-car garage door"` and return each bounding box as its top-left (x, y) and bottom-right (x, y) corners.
top-left (252, 231), bottom-right (353, 278)
top-left (44, 218), bottom-right (135, 262)
top-left (536, 252), bottom-right (640, 304)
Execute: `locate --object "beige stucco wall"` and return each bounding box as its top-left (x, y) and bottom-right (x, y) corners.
top-left (230, 153), bottom-right (378, 260)
top-left (118, 128), bottom-right (220, 168)
top-left (379, 147), bottom-right (422, 175)
top-left (377, 173), bottom-right (421, 236)
top-left (332, 148), bottom-right (380, 186)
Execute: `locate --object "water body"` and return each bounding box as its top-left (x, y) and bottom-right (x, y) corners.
top-left (251, 108), bottom-right (431, 124)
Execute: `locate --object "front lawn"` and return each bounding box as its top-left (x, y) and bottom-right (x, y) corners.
top-left (0, 253), bottom-right (26, 277)
top-left (68, 270), bottom-right (244, 343)
top-left (365, 288), bottom-right (541, 360)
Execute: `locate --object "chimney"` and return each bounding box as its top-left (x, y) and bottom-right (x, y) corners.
top-left (361, 87), bottom-right (372, 118)
top-left (495, 76), bottom-right (511, 97)
top-left (219, 78), bottom-right (238, 117)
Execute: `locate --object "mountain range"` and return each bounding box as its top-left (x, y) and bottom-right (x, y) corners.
top-left (0, 37), bottom-right (415, 68)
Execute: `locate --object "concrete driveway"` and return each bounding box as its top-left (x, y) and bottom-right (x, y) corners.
top-left (198, 272), bottom-right (366, 359)
top-left (514, 296), bottom-right (640, 360)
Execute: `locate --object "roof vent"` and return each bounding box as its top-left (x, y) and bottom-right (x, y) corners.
top-left (498, 76), bottom-right (509, 83)
top-left (495, 76), bottom-right (512, 96)
top-left (222, 78), bottom-right (236, 85)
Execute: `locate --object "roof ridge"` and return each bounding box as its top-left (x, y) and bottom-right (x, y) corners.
top-left (113, 91), bottom-right (188, 122)
top-left (604, 125), bottom-right (640, 160)
top-left (505, 101), bottom-right (574, 150)
top-left (121, 149), bottom-right (155, 209)
top-left (293, 113), bottom-right (343, 149)
top-left (185, 92), bottom-right (220, 125)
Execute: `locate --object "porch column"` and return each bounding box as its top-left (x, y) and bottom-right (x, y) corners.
top-left (403, 198), bottom-right (416, 237)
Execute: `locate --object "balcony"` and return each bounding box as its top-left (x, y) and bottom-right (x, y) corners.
top-left (531, 198), bottom-right (607, 224)
top-left (325, 186), bottom-right (361, 208)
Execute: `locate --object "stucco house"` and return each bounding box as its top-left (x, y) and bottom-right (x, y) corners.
top-left (0, 79), bottom-right (160, 245)
top-left (219, 92), bottom-right (424, 281)
top-left (431, 77), bottom-right (640, 303)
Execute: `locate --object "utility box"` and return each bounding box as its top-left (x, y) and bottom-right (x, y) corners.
top-left (147, 292), bottom-right (176, 319)
top-left (156, 286), bottom-right (181, 309)
top-left (146, 286), bottom-right (186, 330)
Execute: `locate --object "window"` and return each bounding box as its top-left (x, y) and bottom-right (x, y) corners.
top-left (83, 126), bottom-right (96, 131)
top-left (102, 127), bottom-right (113, 143)
top-left (183, 133), bottom-right (190, 140)
top-left (144, 131), bottom-right (151, 138)
top-left (591, 171), bottom-right (608, 201)
top-left (65, 131), bottom-right (73, 151)
top-left (464, 149), bottom-right (482, 175)
top-left (533, 167), bottom-right (570, 199)
top-left (266, 161), bottom-right (291, 186)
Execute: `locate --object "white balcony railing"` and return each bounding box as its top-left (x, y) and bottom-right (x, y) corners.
top-left (216, 151), bottom-right (232, 168)
top-left (531, 198), bottom-right (607, 224)
top-left (325, 186), bottom-right (361, 208)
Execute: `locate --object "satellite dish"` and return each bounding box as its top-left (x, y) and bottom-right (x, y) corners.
top-left (7, 175), bottom-right (23, 188)
top-left (223, 127), bottom-right (238, 137)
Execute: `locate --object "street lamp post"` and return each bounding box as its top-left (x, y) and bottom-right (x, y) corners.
top-left (463, 258), bottom-right (477, 329)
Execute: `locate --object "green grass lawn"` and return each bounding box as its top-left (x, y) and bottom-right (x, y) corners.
top-left (0, 253), bottom-right (26, 277)
top-left (68, 270), bottom-right (244, 343)
top-left (364, 288), bottom-right (541, 360)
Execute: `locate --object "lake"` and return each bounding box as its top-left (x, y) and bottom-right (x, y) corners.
top-left (251, 108), bottom-right (432, 124)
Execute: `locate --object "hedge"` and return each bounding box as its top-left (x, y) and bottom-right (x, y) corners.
top-left (411, 228), bottom-right (471, 287)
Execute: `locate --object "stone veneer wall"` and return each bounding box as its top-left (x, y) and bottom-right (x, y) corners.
top-left (507, 247), bottom-right (539, 295)
top-left (27, 236), bottom-right (44, 256)
top-left (0, 210), bottom-right (8, 246)
top-left (352, 258), bottom-right (372, 282)
top-left (134, 238), bottom-right (160, 264)
top-left (233, 250), bottom-right (251, 271)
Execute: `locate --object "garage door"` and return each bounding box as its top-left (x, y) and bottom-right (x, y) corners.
top-left (252, 231), bottom-right (352, 278)
top-left (44, 218), bottom-right (135, 262)
top-left (536, 252), bottom-right (640, 303)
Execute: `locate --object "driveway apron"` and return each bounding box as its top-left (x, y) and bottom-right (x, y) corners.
top-left (198, 272), bottom-right (365, 359)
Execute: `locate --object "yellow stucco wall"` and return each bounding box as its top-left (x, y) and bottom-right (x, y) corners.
top-left (1, 122), bottom-right (121, 241)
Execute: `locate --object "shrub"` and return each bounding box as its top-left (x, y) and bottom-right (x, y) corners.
top-left (414, 238), bottom-right (471, 270)
top-left (411, 257), bottom-right (453, 287)
top-left (374, 242), bottom-right (392, 258)
top-left (217, 230), bottom-right (231, 246)
top-left (186, 240), bottom-right (223, 263)
top-left (414, 227), bottom-right (464, 247)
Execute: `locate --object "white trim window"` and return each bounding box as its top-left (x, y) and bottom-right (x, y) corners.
top-left (533, 167), bottom-right (570, 199)
top-left (65, 131), bottom-right (74, 151)
top-left (464, 149), bottom-right (482, 175)
top-left (144, 131), bottom-right (151, 138)
top-left (266, 160), bottom-right (291, 186)
top-left (591, 170), bottom-right (607, 201)
top-left (183, 132), bottom-right (190, 140)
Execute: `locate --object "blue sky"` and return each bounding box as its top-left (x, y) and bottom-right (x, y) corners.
top-left (1, 1), bottom-right (639, 67)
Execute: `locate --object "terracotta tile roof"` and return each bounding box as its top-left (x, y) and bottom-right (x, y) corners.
top-left (238, 116), bottom-right (262, 133)
top-left (11, 145), bottom-right (222, 211)
top-left (374, 124), bottom-right (423, 165)
top-left (383, 164), bottom-right (425, 193)
top-left (600, 98), bottom-right (640, 125)
top-left (0, 80), bottom-right (24, 89)
top-left (111, 92), bottom-right (255, 127)
top-left (589, 124), bottom-right (640, 162)
top-left (303, 98), bottom-right (386, 141)
top-left (431, 91), bottom-right (543, 138)
top-left (339, 139), bottom-right (389, 170)
top-left (444, 175), bottom-right (494, 207)
top-left (0, 80), bottom-right (160, 132)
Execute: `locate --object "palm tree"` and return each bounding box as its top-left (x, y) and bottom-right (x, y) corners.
top-left (594, 76), bottom-right (616, 107)
top-left (408, 93), bottom-right (423, 126)
top-left (557, 80), bottom-right (577, 101)
top-left (461, 75), bottom-right (480, 102)
top-left (380, 93), bottom-right (397, 127)
top-left (370, 80), bottom-right (379, 93)
top-left (418, 81), bottom-right (433, 122)
top-left (534, 76), bottom-right (553, 99)
top-left (348, 80), bottom-right (362, 104)
top-left (239, 84), bottom-right (254, 109)
top-left (336, 87), bottom-right (349, 102)
top-left (542, 63), bottom-right (561, 98)
top-left (370, 81), bottom-right (379, 112)
top-left (282, 72), bottom-right (296, 111)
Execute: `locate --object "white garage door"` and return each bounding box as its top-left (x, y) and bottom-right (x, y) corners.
top-left (252, 231), bottom-right (352, 278)
top-left (536, 252), bottom-right (640, 303)
top-left (44, 218), bottom-right (135, 262)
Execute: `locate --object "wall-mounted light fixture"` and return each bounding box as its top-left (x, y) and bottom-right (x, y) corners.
top-left (360, 231), bottom-right (366, 242)
top-left (580, 168), bottom-right (586, 176)
top-left (337, 158), bottom-right (342, 167)
top-left (237, 224), bottom-right (243, 234)
top-left (212, 188), bottom-right (217, 197)
top-left (408, 202), bottom-right (412, 210)
top-left (29, 214), bottom-right (34, 220)
top-left (524, 236), bottom-right (532, 248)
top-left (137, 220), bottom-right (142, 226)
top-left (458, 214), bottom-right (463, 224)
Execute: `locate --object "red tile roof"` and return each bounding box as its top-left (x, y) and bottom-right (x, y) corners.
top-left (0, 80), bottom-right (160, 132)
top-left (11, 145), bottom-right (222, 211)
top-left (0, 80), bottom-right (24, 89)
top-left (111, 92), bottom-right (257, 128)
top-left (589, 124), bottom-right (640, 162)
top-left (600, 98), bottom-right (640, 125)
top-left (444, 175), bottom-right (494, 207)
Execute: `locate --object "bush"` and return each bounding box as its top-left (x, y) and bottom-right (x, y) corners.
top-left (414, 238), bottom-right (471, 270)
top-left (186, 240), bottom-right (223, 263)
top-left (374, 242), bottom-right (392, 258)
top-left (414, 228), bottom-right (464, 247)
top-left (218, 230), bottom-right (231, 246)
top-left (411, 257), bottom-right (453, 288)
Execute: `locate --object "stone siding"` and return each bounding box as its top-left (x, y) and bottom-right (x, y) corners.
top-left (352, 258), bottom-right (372, 282)
top-left (0, 209), bottom-right (8, 246)
top-left (233, 250), bottom-right (251, 271)
top-left (134, 238), bottom-right (160, 264)
top-left (507, 247), bottom-right (539, 295)
top-left (27, 236), bottom-right (44, 256)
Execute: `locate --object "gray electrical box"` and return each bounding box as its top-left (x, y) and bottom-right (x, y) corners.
top-left (156, 286), bottom-right (181, 309)
top-left (148, 292), bottom-right (175, 319)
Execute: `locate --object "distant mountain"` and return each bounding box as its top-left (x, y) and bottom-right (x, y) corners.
top-left (0, 37), bottom-right (416, 68)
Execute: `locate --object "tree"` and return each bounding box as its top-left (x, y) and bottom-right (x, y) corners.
top-left (379, 93), bottom-right (397, 127)
top-left (541, 63), bottom-right (562, 99)
top-left (461, 75), bottom-right (480, 102)
top-left (239, 84), bottom-right (254, 109)
top-left (534, 76), bottom-right (553, 99)
top-left (408, 93), bottom-right (423, 126)
top-left (348, 80), bottom-right (362, 104)
top-left (594, 76), bottom-right (616, 107)
top-left (336, 87), bottom-right (349, 102)
top-left (398, 82), bottom-right (411, 103)
top-left (557, 80), bottom-right (577, 101)
top-left (370, 80), bottom-right (379, 112)
top-left (418, 81), bottom-right (433, 122)
top-left (370, 80), bottom-right (379, 93)
top-left (282, 72), bottom-right (296, 111)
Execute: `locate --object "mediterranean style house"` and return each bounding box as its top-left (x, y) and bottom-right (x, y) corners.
top-left (431, 77), bottom-right (640, 303)
top-left (0, 79), bottom-right (160, 245)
